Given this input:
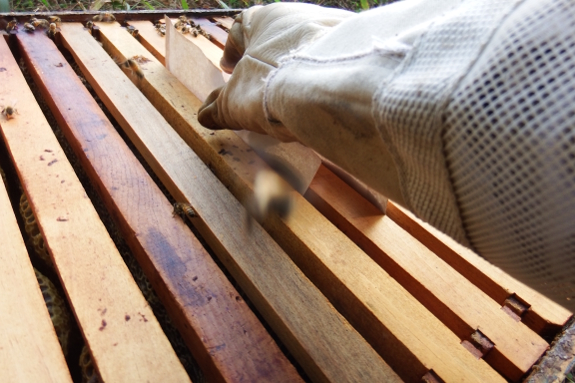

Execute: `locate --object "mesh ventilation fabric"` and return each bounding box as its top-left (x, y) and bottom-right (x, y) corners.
top-left (444, 0), bottom-right (575, 308)
top-left (375, 0), bottom-right (522, 245)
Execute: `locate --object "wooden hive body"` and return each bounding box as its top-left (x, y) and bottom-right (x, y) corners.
top-left (0, 11), bottom-right (573, 383)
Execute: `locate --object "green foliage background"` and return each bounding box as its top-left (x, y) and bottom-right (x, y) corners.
top-left (2, 0), bottom-right (395, 14)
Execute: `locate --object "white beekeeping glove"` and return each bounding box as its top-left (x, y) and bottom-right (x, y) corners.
top-left (200, 0), bottom-right (575, 311)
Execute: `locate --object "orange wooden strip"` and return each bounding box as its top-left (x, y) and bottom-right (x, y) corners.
top-left (305, 165), bottom-right (548, 381)
top-left (126, 20), bottom-right (166, 65)
top-left (386, 201), bottom-right (572, 337)
top-left (193, 17), bottom-right (228, 48)
top-left (17, 30), bottom-right (301, 383)
top-left (0, 35), bottom-right (190, 383)
top-left (0, 159), bottom-right (73, 383)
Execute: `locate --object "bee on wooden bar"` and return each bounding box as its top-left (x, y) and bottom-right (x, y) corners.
top-left (2, 101), bottom-right (18, 120)
top-left (93, 13), bottom-right (116, 22)
top-left (48, 16), bottom-right (61, 24)
top-left (129, 55), bottom-right (151, 64)
top-left (47, 23), bottom-right (58, 39)
top-left (23, 23), bottom-right (35, 32)
top-left (85, 20), bottom-right (93, 29)
top-left (118, 58), bottom-right (144, 80)
top-left (172, 202), bottom-right (197, 220)
top-left (126, 25), bottom-right (139, 37)
top-left (180, 25), bottom-right (191, 34)
top-left (31, 18), bottom-right (50, 28)
top-left (5, 19), bottom-right (18, 33)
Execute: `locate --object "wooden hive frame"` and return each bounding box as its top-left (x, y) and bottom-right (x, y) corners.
top-left (0, 10), bottom-right (574, 383)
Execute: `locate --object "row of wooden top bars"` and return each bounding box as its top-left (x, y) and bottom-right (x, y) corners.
top-left (0, 12), bottom-right (573, 383)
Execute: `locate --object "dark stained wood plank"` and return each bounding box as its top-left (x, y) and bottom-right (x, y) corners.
top-left (60, 22), bottom-right (403, 383)
top-left (17, 29), bottom-right (301, 383)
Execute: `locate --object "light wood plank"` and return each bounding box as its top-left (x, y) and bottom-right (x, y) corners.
top-left (193, 17), bottom-right (228, 48)
top-left (168, 18), bottom-right (225, 71)
top-left (60, 22), bottom-right (402, 383)
top-left (0, 35), bottom-right (190, 383)
top-left (0, 149), bottom-right (72, 383)
top-left (90, 22), bottom-right (508, 383)
top-left (306, 165), bottom-right (549, 381)
top-left (210, 16), bottom-right (234, 30)
top-left (126, 20), bottom-right (166, 65)
top-left (17, 30), bottom-right (301, 383)
top-left (386, 202), bottom-right (572, 336)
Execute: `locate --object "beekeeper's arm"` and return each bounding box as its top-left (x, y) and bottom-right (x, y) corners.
top-left (198, 0), bottom-right (575, 311)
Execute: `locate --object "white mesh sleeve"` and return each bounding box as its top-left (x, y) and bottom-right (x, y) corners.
top-left (374, 0), bottom-right (575, 309)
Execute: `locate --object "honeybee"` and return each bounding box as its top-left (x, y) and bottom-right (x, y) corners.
top-left (85, 20), bottom-right (93, 29)
top-left (126, 25), bottom-right (139, 37)
top-left (180, 25), bottom-right (191, 34)
top-left (47, 23), bottom-right (58, 39)
top-left (48, 16), bottom-right (61, 24)
top-left (156, 26), bottom-right (165, 36)
top-left (93, 13), bottom-right (116, 22)
top-left (23, 23), bottom-right (35, 32)
top-left (5, 19), bottom-right (17, 33)
top-left (174, 19), bottom-right (186, 29)
top-left (214, 21), bottom-right (229, 33)
top-left (172, 202), bottom-right (197, 220)
top-left (129, 55), bottom-right (151, 64)
top-left (246, 169), bottom-right (295, 230)
top-left (118, 58), bottom-right (144, 80)
top-left (2, 101), bottom-right (18, 120)
top-left (31, 18), bottom-right (49, 28)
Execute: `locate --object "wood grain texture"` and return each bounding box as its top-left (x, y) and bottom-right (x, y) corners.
top-left (169, 18), bottom-right (225, 71)
top-left (91, 22), bottom-right (507, 383)
top-left (193, 18), bottom-right (228, 48)
top-left (305, 165), bottom-right (549, 381)
top-left (126, 20), bottom-right (166, 65)
top-left (0, 153), bottom-right (73, 383)
top-left (386, 202), bottom-right (572, 337)
top-left (17, 30), bottom-right (300, 383)
top-left (0, 36), bottom-right (190, 383)
top-left (60, 22), bottom-right (402, 383)
top-left (210, 16), bottom-right (234, 30)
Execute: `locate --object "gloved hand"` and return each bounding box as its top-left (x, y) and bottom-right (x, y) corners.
top-left (198, 3), bottom-right (354, 142)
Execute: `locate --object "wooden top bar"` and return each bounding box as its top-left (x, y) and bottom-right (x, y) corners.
top-left (0, 159), bottom-right (72, 383)
top-left (17, 29), bottom-right (302, 383)
top-left (0, 36), bottom-right (190, 383)
top-left (91, 21), bottom-right (507, 382)
top-left (60, 22), bottom-right (403, 383)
